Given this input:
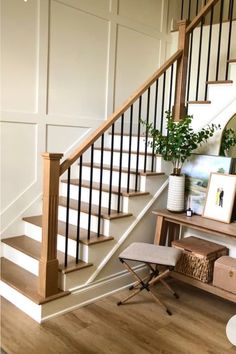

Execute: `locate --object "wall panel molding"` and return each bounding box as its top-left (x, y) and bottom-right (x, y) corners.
top-left (1, 0), bottom-right (171, 235)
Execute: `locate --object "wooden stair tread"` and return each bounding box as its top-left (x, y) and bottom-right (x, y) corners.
top-left (206, 80), bottom-right (233, 84)
top-left (59, 197), bottom-right (132, 220)
top-left (81, 162), bottom-right (164, 176)
top-left (23, 215), bottom-right (113, 245)
top-left (227, 59), bottom-right (236, 63)
top-left (94, 147), bottom-right (154, 156)
top-left (2, 236), bottom-right (92, 273)
top-left (61, 179), bottom-right (149, 197)
top-left (187, 100), bottom-right (211, 104)
top-left (0, 258), bottom-right (70, 304)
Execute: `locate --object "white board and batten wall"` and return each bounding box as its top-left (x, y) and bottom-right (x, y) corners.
top-left (0, 0), bottom-right (172, 236)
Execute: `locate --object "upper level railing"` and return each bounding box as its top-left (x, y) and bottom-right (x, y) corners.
top-left (38, 0), bottom-right (235, 298)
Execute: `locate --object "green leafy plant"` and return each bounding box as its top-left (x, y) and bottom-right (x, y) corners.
top-left (220, 128), bottom-right (236, 156)
top-left (142, 111), bottom-right (220, 175)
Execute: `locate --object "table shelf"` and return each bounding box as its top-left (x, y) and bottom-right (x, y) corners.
top-left (171, 271), bottom-right (236, 303)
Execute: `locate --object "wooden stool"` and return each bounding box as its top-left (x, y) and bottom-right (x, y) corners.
top-left (117, 242), bottom-right (182, 315)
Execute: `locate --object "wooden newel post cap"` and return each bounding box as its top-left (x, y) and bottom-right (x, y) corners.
top-left (177, 19), bottom-right (190, 27)
top-left (42, 153), bottom-right (64, 160)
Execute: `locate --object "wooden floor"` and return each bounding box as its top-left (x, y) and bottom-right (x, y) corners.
top-left (1, 282), bottom-right (236, 354)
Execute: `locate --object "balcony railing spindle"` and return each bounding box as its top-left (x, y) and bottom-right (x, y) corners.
top-left (216, 0), bottom-right (224, 81)
top-left (225, 0), bottom-right (234, 79)
top-left (204, 6), bottom-right (214, 100)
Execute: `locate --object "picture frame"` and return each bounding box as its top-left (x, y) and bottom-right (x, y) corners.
top-left (182, 154), bottom-right (233, 215)
top-left (203, 173), bottom-right (236, 223)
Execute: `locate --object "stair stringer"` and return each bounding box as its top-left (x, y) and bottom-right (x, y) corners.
top-left (40, 176), bottom-right (168, 321)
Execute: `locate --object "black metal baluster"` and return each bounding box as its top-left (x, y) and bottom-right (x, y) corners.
top-left (181, 0), bottom-right (184, 20)
top-left (169, 65), bottom-right (174, 112)
top-left (117, 115), bottom-right (124, 211)
top-left (196, 18), bottom-right (204, 100)
top-left (204, 6), bottom-right (214, 100)
top-left (216, 0), bottom-right (224, 81)
top-left (87, 145), bottom-right (94, 240)
top-left (187, 31), bottom-right (193, 102)
top-left (196, 0), bottom-right (199, 15)
top-left (108, 124), bottom-right (115, 215)
top-left (188, 0), bottom-right (192, 20)
top-left (135, 99), bottom-right (142, 191)
top-left (144, 88), bottom-right (150, 173)
top-left (64, 167), bottom-right (71, 267)
top-left (151, 80), bottom-right (159, 172)
top-left (153, 80), bottom-right (159, 130)
top-left (127, 106), bottom-right (133, 193)
top-left (225, 0), bottom-right (234, 79)
top-left (76, 156), bottom-right (82, 263)
top-left (160, 72), bottom-right (166, 134)
top-left (97, 134), bottom-right (104, 236)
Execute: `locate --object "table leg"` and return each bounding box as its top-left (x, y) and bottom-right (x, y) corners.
top-left (154, 216), bottom-right (168, 245)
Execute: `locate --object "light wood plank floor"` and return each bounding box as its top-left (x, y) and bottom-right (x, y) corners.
top-left (1, 282), bottom-right (236, 354)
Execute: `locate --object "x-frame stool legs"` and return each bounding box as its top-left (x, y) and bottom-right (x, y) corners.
top-left (117, 258), bottom-right (179, 315)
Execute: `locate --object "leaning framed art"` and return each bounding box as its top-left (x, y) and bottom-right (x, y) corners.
top-left (182, 154), bottom-right (233, 215)
top-left (202, 173), bottom-right (236, 223)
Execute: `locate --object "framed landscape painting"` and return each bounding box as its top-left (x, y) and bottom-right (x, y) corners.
top-left (203, 173), bottom-right (236, 223)
top-left (182, 154), bottom-right (233, 215)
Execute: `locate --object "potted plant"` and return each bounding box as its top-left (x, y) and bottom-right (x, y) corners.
top-left (219, 128), bottom-right (236, 156)
top-left (142, 111), bottom-right (220, 212)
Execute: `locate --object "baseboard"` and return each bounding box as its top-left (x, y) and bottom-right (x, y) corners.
top-left (41, 264), bottom-right (148, 322)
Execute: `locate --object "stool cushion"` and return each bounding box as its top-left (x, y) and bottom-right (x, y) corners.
top-left (119, 242), bottom-right (182, 267)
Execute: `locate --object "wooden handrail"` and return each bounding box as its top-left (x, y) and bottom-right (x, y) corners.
top-left (186, 0), bottom-right (220, 34)
top-left (60, 49), bottom-right (183, 175)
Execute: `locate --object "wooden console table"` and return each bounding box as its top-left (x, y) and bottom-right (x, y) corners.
top-left (152, 209), bottom-right (236, 303)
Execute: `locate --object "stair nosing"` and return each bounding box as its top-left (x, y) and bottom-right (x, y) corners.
top-left (59, 197), bottom-right (133, 220)
top-left (61, 179), bottom-right (149, 197)
top-left (2, 235), bottom-right (93, 272)
top-left (23, 215), bottom-right (113, 244)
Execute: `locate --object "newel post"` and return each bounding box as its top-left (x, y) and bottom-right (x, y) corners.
top-left (39, 153), bottom-right (63, 298)
top-left (173, 20), bottom-right (190, 121)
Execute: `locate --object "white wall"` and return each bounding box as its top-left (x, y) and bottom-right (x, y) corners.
top-left (0, 0), bottom-right (171, 236)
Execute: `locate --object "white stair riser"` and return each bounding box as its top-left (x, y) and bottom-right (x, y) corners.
top-left (0, 281), bottom-right (42, 323)
top-left (58, 206), bottom-right (108, 235)
top-left (94, 149), bottom-right (154, 170)
top-left (23, 222), bottom-right (111, 264)
top-left (2, 243), bottom-right (39, 276)
top-left (76, 165), bottom-right (140, 189)
top-left (108, 135), bottom-right (153, 153)
top-left (61, 183), bottom-right (123, 210)
top-left (25, 222), bottom-right (42, 242)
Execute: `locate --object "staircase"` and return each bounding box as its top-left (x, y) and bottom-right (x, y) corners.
top-left (1, 130), bottom-right (168, 321)
top-left (1, 0), bottom-right (236, 322)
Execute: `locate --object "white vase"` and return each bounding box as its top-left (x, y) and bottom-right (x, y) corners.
top-left (167, 174), bottom-right (185, 212)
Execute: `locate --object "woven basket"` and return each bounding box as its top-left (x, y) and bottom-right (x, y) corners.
top-left (172, 237), bottom-right (228, 283)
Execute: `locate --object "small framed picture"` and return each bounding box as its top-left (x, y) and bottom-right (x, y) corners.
top-left (203, 173), bottom-right (236, 223)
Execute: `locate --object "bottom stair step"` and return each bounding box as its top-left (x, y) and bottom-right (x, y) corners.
top-left (0, 258), bottom-right (70, 305)
top-left (2, 236), bottom-right (93, 274)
